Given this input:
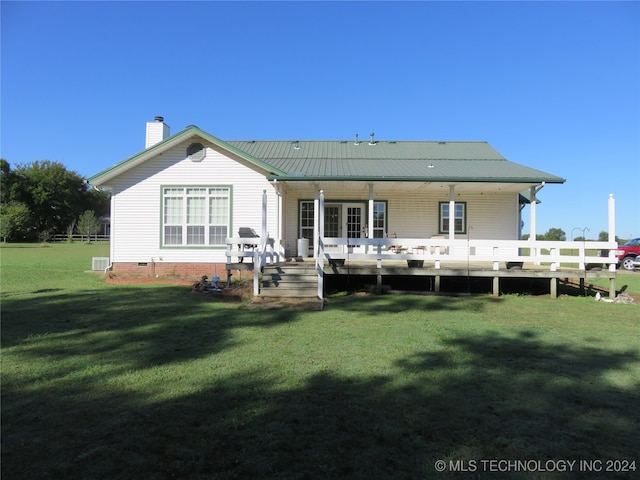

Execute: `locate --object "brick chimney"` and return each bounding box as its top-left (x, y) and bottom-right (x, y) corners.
top-left (145, 116), bottom-right (170, 148)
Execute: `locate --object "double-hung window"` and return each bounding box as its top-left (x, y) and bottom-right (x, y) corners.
top-left (162, 186), bottom-right (231, 246)
top-left (300, 201), bottom-right (315, 244)
top-left (439, 202), bottom-right (466, 234)
top-left (372, 202), bottom-right (386, 238)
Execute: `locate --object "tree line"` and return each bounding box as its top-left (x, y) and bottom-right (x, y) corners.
top-left (0, 159), bottom-right (110, 242)
top-left (522, 228), bottom-right (620, 243)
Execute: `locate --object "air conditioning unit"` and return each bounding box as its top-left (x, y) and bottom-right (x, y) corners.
top-left (92, 257), bottom-right (110, 271)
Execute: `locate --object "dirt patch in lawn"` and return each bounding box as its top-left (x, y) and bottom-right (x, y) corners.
top-left (104, 273), bottom-right (196, 286)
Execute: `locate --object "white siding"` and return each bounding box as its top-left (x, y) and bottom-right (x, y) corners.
top-left (110, 141), bottom-right (278, 264)
top-left (111, 138), bottom-right (521, 264)
top-left (282, 189), bottom-right (519, 254)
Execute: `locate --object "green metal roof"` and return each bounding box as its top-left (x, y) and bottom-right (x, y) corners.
top-left (227, 140), bottom-right (565, 183)
top-left (89, 127), bottom-right (565, 186)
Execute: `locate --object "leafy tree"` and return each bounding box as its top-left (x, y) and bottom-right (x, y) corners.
top-left (16, 160), bottom-right (87, 236)
top-left (543, 228), bottom-right (566, 241)
top-left (1, 160), bottom-right (110, 241)
top-left (76, 210), bottom-right (101, 241)
top-left (0, 202), bottom-right (31, 242)
top-left (1, 159), bottom-right (21, 204)
top-left (596, 230), bottom-right (621, 243)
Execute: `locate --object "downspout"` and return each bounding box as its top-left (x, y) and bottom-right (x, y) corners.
top-left (105, 186), bottom-right (115, 273)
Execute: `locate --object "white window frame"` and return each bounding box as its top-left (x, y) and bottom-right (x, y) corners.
top-left (299, 201), bottom-right (315, 245)
top-left (161, 186), bottom-right (232, 247)
top-left (439, 201), bottom-right (467, 234)
top-left (372, 201), bottom-right (387, 238)
top-left (299, 200), bottom-right (387, 241)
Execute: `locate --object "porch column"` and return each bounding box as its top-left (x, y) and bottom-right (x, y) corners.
top-left (449, 185), bottom-right (456, 244)
top-left (529, 184), bottom-right (544, 265)
top-left (276, 182), bottom-right (283, 262)
top-left (368, 184), bottom-right (374, 241)
top-left (313, 187), bottom-right (320, 260)
top-left (254, 190), bottom-right (267, 296)
top-left (317, 190), bottom-right (325, 299)
top-left (529, 186), bottom-right (537, 241)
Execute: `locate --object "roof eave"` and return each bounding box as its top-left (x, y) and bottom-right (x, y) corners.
top-left (88, 126), bottom-right (287, 186)
top-left (268, 175), bottom-right (566, 183)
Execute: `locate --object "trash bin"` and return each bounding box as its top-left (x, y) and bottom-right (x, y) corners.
top-left (297, 238), bottom-right (310, 257)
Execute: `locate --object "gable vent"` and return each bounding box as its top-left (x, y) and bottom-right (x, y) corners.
top-left (187, 142), bottom-right (206, 162)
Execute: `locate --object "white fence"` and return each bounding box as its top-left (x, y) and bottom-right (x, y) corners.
top-left (51, 234), bottom-right (110, 242)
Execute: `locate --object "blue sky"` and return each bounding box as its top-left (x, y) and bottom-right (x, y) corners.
top-left (2, 1), bottom-right (639, 239)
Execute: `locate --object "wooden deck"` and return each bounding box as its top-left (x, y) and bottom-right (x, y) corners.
top-left (225, 236), bottom-right (618, 299)
top-left (322, 260), bottom-right (616, 298)
top-left (227, 257), bottom-right (616, 298)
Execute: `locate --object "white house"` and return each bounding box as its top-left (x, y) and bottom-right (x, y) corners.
top-left (89, 116), bottom-right (571, 280)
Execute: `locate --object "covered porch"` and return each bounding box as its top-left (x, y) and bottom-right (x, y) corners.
top-left (226, 191), bottom-right (618, 299)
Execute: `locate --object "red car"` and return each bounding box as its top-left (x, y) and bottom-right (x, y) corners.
top-left (613, 238), bottom-right (640, 270)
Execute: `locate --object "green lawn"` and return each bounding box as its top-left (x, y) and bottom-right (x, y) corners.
top-left (2, 243), bottom-right (639, 479)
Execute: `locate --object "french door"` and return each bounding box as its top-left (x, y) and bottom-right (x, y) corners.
top-left (324, 203), bottom-right (366, 254)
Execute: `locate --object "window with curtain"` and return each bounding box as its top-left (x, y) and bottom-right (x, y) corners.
top-left (162, 186), bottom-right (231, 246)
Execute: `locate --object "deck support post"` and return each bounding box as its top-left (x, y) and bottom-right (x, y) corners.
top-left (550, 277), bottom-right (558, 298)
top-left (579, 277), bottom-right (585, 296)
top-left (434, 275), bottom-right (441, 292)
top-left (377, 273), bottom-right (382, 294)
top-left (493, 276), bottom-right (499, 297)
top-left (609, 278), bottom-right (616, 299)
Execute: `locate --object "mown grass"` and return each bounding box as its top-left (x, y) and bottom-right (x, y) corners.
top-left (1, 243), bottom-right (639, 479)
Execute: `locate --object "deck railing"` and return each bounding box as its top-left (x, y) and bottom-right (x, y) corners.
top-left (318, 237), bottom-right (618, 271)
top-left (225, 235), bottom-right (618, 299)
top-left (225, 236), bottom-right (618, 270)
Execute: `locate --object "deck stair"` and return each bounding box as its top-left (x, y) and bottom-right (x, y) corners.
top-left (260, 261), bottom-right (318, 298)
